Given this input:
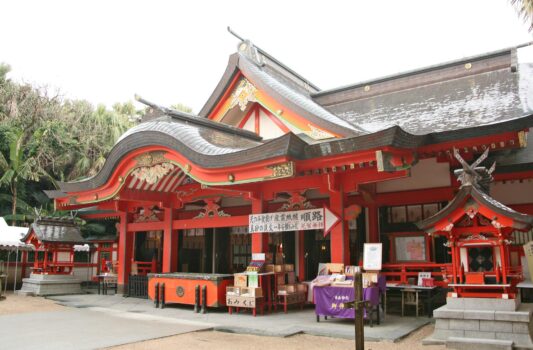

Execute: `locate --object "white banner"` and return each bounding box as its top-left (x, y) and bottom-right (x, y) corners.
top-left (249, 208), bottom-right (339, 234)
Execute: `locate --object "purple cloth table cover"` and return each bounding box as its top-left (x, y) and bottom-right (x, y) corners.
top-left (314, 285), bottom-right (380, 319)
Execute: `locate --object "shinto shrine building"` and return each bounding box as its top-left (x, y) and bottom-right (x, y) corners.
top-left (46, 40), bottom-right (533, 293)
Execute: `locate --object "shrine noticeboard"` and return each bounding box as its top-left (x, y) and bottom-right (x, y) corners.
top-left (363, 243), bottom-right (382, 271)
top-left (394, 235), bottom-right (427, 262)
top-left (523, 241), bottom-right (533, 282)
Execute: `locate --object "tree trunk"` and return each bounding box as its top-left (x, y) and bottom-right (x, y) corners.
top-left (11, 182), bottom-right (17, 226)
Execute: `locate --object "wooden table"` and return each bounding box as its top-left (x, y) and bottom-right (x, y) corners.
top-left (277, 292), bottom-right (306, 313)
top-left (386, 283), bottom-right (438, 318)
top-left (314, 285), bottom-right (381, 326)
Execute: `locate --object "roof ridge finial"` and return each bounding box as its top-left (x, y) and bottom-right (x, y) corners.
top-left (227, 27), bottom-right (265, 67)
top-left (453, 148), bottom-right (496, 193)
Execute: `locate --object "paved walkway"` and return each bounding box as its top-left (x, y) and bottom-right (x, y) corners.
top-left (49, 294), bottom-right (429, 342)
top-left (0, 306), bottom-right (210, 350)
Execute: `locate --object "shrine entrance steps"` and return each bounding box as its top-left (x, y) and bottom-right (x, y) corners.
top-left (423, 297), bottom-right (533, 349)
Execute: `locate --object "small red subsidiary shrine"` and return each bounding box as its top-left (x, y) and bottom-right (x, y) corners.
top-left (21, 217), bottom-right (86, 275)
top-left (46, 39), bottom-right (533, 293)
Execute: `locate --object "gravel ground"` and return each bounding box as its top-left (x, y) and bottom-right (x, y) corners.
top-left (0, 292), bottom-right (444, 350)
top-left (0, 292), bottom-right (64, 315)
top-left (106, 321), bottom-right (444, 350)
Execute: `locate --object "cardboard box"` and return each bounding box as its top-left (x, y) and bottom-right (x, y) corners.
top-left (284, 264), bottom-right (294, 272)
top-left (277, 274), bottom-right (286, 285)
top-left (327, 263), bottom-right (344, 274)
top-left (234, 274), bottom-right (248, 287)
top-left (226, 286), bottom-right (240, 296)
top-left (296, 283), bottom-right (307, 293)
top-left (240, 287), bottom-right (263, 297)
top-left (285, 284), bottom-right (296, 294)
top-left (287, 271), bottom-right (296, 284)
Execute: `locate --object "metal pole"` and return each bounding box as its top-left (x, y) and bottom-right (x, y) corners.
top-left (5, 251), bottom-right (11, 293)
top-left (13, 247), bottom-right (19, 292)
top-left (354, 271), bottom-right (364, 350)
top-left (86, 250), bottom-right (90, 284)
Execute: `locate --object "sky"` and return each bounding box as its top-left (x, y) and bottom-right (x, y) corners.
top-left (1, 1), bottom-right (532, 113)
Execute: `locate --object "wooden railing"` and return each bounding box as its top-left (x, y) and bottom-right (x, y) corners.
top-left (381, 263), bottom-right (452, 287)
top-left (132, 259), bottom-right (157, 276)
top-left (381, 263), bottom-right (523, 287)
top-left (127, 275), bottom-right (148, 298)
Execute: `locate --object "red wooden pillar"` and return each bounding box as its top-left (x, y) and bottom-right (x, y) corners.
top-left (499, 241), bottom-right (508, 284)
top-left (450, 239), bottom-right (457, 284)
top-left (251, 196), bottom-right (268, 254)
top-left (329, 191), bottom-right (349, 265)
top-left (117, 212), bottom-right (133, 291)
top-left (162, 208), bottom-right (178, 273)
top-left (368, 204), bottom-right (380, 243)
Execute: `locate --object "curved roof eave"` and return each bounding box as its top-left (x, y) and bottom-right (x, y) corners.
top-left (57, 125), bottom-right (307, 193)
top-left (53, 112), bottom-right (533, 195)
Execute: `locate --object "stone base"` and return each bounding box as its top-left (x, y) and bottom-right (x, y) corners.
top-left (17, 273), bottom-right (83, 296)
top-left (425, 297), bottom-right (533, 349)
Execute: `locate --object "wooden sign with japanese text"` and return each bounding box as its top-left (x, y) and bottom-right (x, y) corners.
top-left (249, 208), bottom-right (339, 236)
top-left (523, 241), bottom-right (533, 282)
top-left (226, 296), bottom-right (257, 308)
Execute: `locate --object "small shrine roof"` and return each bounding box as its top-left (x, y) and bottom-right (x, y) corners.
top-left (416, 185), bottom-right (533, 233)
top-left (22, 217), bottom-right (85, 244)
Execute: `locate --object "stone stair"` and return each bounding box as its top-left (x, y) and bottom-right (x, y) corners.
top-left (424, 297), bottom-right (533, 349)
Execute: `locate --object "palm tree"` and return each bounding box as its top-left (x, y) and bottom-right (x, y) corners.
top-left (511, 0), bottom-right (533, 31)
top-left (0, 129), bottom-right (51, 224)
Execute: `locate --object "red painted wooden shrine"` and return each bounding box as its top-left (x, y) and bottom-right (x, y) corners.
top-left (417, 149), bottom-right (533, 298)
top-left (44, 38), bottom-right (533, 294)
top-left (21, 217), bottom-right (86, 275)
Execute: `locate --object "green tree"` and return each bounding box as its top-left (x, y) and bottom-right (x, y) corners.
top-left (0, 129), bottom-right (51, 224)
top-left (512, 0), bottom-right (533, 31)
top-left (171, 103), bottom-right (193, 114)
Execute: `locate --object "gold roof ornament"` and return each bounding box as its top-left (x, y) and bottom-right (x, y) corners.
top-left (229, 78), bottom-right (258, 112)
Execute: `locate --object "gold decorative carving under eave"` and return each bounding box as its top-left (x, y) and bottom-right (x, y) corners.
top-left (193, 198), bottom-right (231, 219)
top-left (134, 212), bottom-right (160, 223)
top-left (229, 78), bottom-right (257, 111)
top-left (132, 163), bottom-right (175, 185)
top-left (277, 191), bottom-right (315, 212)
top-left (134, 151), bottom-right (168, 167)
top-left (268, 162), bottom-right (295, 178)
